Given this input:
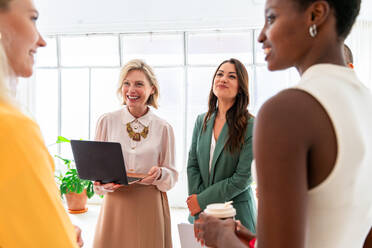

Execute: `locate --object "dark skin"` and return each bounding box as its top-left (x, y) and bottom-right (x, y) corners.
top-left (195, 0), bottom-right (372, 247)
top-left (365, 231), bottom-right (372, 248)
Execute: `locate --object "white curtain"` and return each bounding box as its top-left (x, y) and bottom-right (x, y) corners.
top-left (346, 20), bottom-right (372, 89)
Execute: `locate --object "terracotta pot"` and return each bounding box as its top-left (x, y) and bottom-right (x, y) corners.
top-left (65, 189), bottom-right (88, 214)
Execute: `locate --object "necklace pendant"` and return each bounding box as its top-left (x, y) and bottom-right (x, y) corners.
top-left (133, 133), bottom-right (141, 141)
top-left (126, 122), bottom-right (148, 141)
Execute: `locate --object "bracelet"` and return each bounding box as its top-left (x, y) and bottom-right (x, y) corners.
top-left (248, 238), bottom-right (256, 248)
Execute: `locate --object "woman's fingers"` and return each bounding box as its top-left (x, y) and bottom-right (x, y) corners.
top-left (93, 182), bottom-right (122, 195)
top-left (148, 166), bottom-right (160, 178)
top-left (103, 183), bottom-right (115, 190)
top-left (140, 173), bottom-right (157, 184)
top-left (112, 184), bottom-right (122, 190)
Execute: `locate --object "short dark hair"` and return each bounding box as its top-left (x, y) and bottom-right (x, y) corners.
top-left (295, 0), bottom-right (361, 39)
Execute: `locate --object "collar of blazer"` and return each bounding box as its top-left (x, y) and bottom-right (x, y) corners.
top-left (199, 112), bottom-right (228, 185)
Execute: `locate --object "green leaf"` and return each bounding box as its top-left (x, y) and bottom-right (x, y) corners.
top-left (86, 181), bottom-right (94, 198)
top-left (76, 184), bottom-right (83, 194)
top-left (56, 136), bottom-right (71, 143)
top-left (60, 184), bottom-right (68, 195)
top-left (55, 155), bottom-right (72, 169)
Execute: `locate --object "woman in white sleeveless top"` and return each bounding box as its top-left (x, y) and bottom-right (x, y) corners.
top-left (195, 0), bottom-right (372, 247)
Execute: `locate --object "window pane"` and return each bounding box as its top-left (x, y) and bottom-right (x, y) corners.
top-left (61, 69), bottom-right (90, 156)
top-left (61, 35), bottom-right (119, 66)
top-left (152, 67), bottom-right (185, 171)
top-left (33, 69), bottom-right (59, 149)
top-left (188, 31), bottom-right (253, 65)
top-left (121, 33), bottom-right (184, 66)
top-left (186, 67), bottom-right (215, 149)
top-left (35, 36), bottom-right (57, 67)
top-left (254, 29), bottom-right (266, 64)
top-left (253, 66), bottom-right (300, 115)
top-left (90, 68), bottom-right (122, 139)
top-left (246, 66), bottom-right (255, 114)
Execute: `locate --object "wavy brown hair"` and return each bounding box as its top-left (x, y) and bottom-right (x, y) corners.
top-left (203, 58), bottom-right (252, 153)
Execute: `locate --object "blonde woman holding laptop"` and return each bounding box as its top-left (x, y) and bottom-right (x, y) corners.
top-left (93, 59), bottom-right (178, 248)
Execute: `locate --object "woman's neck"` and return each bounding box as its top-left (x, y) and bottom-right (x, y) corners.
top-left (295, 33), bottom-right (345, 75)
top-left (217, 98), bottom-right (234, 119)
top-left (128, 105), bottom-right (148, 118)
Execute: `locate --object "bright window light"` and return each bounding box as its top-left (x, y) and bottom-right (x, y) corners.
top-left (60, 35), bottom-right (120, 67)
top-left (121, 33), bottom-right (184, 66)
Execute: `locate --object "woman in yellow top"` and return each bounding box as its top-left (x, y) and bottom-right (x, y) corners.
top-left (0, 0), bottom-right (82, 247)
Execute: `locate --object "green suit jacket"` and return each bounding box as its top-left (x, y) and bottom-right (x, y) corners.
top-left (187, 112), bottom-right (256, 232)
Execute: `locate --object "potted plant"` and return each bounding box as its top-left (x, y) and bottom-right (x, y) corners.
top-left (55, 136), bottom-right (94, 214)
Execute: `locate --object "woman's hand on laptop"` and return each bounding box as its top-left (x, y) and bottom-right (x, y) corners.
top-left (140, 166), bottom-right (162, 185)
top-left (93, 181), bottom-right (122, 195)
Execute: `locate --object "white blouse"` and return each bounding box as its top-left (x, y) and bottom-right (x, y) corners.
top-left (95, 107), bottom-right (178, 192)
top-left (209, 131), bottom-right (216, 174)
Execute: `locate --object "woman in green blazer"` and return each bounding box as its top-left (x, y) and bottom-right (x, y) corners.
top-left (187, 58), bottom-right (256, 232)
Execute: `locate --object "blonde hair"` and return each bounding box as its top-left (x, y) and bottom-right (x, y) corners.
top-left (0, 0), bottom-right (13, 104)
top-left (0, 41), bottom-right (11, 104)
top-left (117, 59), bottom-right (159, 109)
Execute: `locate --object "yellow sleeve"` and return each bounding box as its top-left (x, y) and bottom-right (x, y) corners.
top-left (0, 104), bottom-right (78, 248)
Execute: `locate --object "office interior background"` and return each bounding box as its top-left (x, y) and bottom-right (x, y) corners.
top-left (17, 0), bottom-right (372, 208)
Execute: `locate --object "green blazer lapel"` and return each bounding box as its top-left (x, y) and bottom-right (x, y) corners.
top-left (198, 113), bottom-right (215, 186)
top-left (209, 122), bottom-right (228, 185)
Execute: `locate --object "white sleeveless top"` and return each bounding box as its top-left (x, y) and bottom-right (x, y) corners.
top-left (294, 64), bottom-right (372, 247)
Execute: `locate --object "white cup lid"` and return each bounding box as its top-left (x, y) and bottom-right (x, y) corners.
top-left (204, 202), bottom-right (236, 218)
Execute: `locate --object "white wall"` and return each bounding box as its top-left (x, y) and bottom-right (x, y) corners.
top-left (360, 1), bottom-right (372, 22)
top-left (35, 0), bottom-right (265, 34)
top-left (35, 0), bottom-right (372, 35)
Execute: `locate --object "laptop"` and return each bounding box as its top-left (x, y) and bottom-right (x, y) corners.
top-left (70, 140), bottom-right (145, 185)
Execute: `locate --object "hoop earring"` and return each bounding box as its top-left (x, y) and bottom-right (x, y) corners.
top-left (309, 24), bottom-right (317, 38)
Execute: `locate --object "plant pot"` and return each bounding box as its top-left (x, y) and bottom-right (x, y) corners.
top-left (65, 189), bottom-right (88, 214)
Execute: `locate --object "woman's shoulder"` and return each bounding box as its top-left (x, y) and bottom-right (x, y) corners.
top-left (195, 112), bottom-right (208, 125)
top-left (244, 115), bottom-right (255, 138)
top-left (247, 114), bottom-right (255, 125)
top-left (0, 103), bottom-right (40, 141)
top-left (0, 103), bottom-right (34, 126)
top-left (97, 108), bottom-right (123, 123)
top-left (150, 111), bottom-right (173, 130)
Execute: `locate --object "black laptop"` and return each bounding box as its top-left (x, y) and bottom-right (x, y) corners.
top-left (70, 140), bottom-right (145, 185)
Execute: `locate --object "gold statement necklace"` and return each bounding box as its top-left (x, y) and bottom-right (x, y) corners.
top-left (126, 122), bottom-right (149, 141)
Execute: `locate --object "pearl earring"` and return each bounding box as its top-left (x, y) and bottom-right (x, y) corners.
top-left (309, 24), bottom-right (317, 38)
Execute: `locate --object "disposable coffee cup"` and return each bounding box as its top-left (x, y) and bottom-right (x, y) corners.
top-left (204, 201), bottom-right (236, 219)
top-left (202, 201), bottom-right (236, 247)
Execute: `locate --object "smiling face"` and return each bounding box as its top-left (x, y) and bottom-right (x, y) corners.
top-left (258, 0), bottom-right (311, 71)
top-left (212, 62), bottom-right (239, 102)
top-left (0, 0), bottom-right (46, 77)
top-left (121, 69), bottom-right (154, 112)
